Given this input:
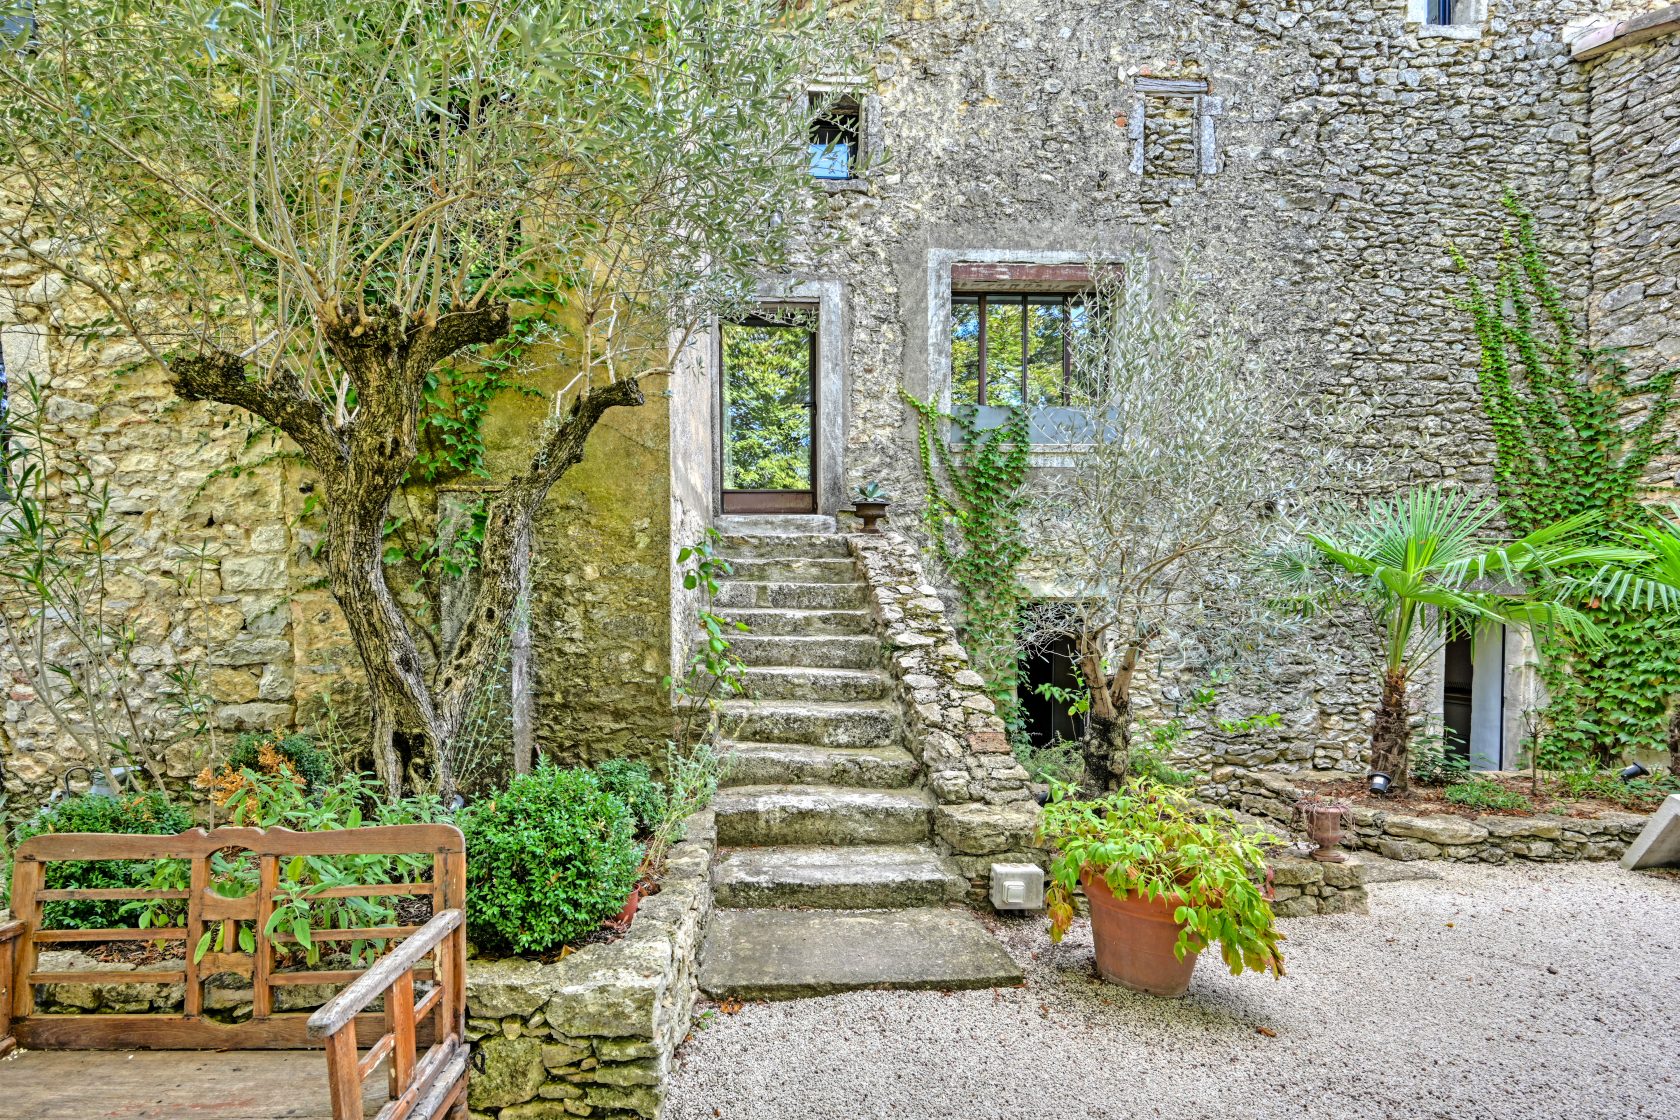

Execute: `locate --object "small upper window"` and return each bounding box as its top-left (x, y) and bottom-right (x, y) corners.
top-left (1427, 0), bottom-right (1457, 25)
top-left (809, 94), bottom-right (861, 181)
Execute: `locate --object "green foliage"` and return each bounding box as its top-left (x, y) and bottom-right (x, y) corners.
top-left (666, 529), bottom-right (750, 750)
top-left (1134, 684), bottom-right (1281, 789)
top-left (593, 759), bottom-right (668, 836)
top-left (1015, 738), bottom-right (1084, 785)
top-left (1455, 191), bottom-right (1680, 765)
top-left (14, 792), bottom-right (192, 929)
top-left (855, 480), bottom-right (889, 502)
top-left (154, 768), bottom-right (445, 965)
top-left (903, 391), bottom-right (1031, 709)
top-left (1409, 727), bottom-right (1471, 786)
top-left (721, 319), bottom-right (816, 490)
top-left (224, 731), bottom-right (335, 793)
top-left (1552, 768), bottom-right (1680, 810)
top-left (1038, 783), bottom-right (1285, 979)
top-left (458, 766), bottom-right (641, 955)
top-left (1444, 777), bottom-right (1533, 813)
top-left (642, 739), bottom-right (725, 876)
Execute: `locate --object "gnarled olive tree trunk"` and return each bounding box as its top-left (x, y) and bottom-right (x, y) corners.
top-left (173, 303), bottom-right (642, 798)
top-left (1078, 636), bottom-right (1145, 795)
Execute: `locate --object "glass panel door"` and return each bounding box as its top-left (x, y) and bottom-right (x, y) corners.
top-left (720, 317), bottom-right (816, 514)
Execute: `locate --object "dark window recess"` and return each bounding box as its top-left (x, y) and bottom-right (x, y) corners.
top-left (1442, 634), bottom-right (1474, 766)
top-left (809, 95), bottom-right (861, 181)
top-left (1428, 0), bottom-right (1456, 24)
top-left (1021, 632), bottom-right (1085, 749)
top-left (951, 292), bottom-right (1087, 407)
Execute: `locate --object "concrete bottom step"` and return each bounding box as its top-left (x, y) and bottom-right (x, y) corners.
top-left (699, 907), bottom-right (1024, 1000)
top-left (712, 844), bottom-right (966, 909)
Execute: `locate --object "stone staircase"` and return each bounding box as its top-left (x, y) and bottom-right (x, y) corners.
top-left (696, 515), bottom-right (1022, 1001)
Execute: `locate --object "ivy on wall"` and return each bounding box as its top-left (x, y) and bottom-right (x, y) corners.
top-left (1455, 191), bottom-right (1680, 765)
top-left (901, 390), bottom-right (1031, 713)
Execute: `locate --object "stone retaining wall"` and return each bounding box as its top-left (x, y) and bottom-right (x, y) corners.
top-left (1267, 853), bottom-right (1368, 918)
top-left (1222, 769), bottom-right (1649, 864)
top-left (463, 812), bottom-right (714, 1120)
top-left (845, 530), bottom-right (1043, 898)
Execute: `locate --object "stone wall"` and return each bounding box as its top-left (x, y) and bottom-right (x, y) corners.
top-left (1219, 767), bottom-right (1651, 863)
top-left (845, 529), bottom-right (1043, 893)
top-left (1267, 852), bottom-right (1368, 917)
top-left (1580, 9), bottom-right (1680, 485)
top-left (799, 0), bottom-right (1631, 778)
top-left (463, 813), bottom-right (714, 1120)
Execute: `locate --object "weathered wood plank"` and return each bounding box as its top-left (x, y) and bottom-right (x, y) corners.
top-left (12, 1010), bottom-right (407, 1051)
top-left (307, 911), bottom-right (461, 1039)
top-left (16, 824), bottom-right (463, 862)
top-left (0, 1049), bottom-right (387, 1119)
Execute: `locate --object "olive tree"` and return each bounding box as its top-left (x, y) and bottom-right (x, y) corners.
top-left (1021, 259), bottom-right (1375, 791)
top-left (0, 0), bottom-right (860, 796)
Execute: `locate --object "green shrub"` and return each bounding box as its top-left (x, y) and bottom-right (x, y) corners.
top-left (13, 791), bottom-right (193, 929)
top-left (593, 759), bottom-right (667, 836)
top-left (221, 731), bottom-right (334, 792)
top-left (458, 766), bottom-right (641, 955)
top-left (1444, 777), bottom-right (1533, 812)
top-left (1554, 767), bottom-right (1680, 810)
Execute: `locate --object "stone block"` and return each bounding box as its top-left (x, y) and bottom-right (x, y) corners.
top-left (935, 801), bottom-right (1041, 855)
top-left (1479, 816), bottom-right (1563, 840)
top-left (1383, 814), bottom-right (1488, 846)
top-left (214, 702), bottom-right (293, 731)
top-left (220, 554), bottom-right (287, 592)
top-left (468, 958), bottom-right (564, 1019)
top-left (468, 1035), bottom-right (547, 1110)
top-left (1268, 857), bottom-right (1325, 887)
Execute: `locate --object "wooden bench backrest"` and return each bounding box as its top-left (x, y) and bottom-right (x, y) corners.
top-left (6, 823), bottom-right (466, 1053)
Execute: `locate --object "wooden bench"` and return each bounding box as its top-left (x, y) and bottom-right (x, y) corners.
top-left (0, 823), bottom-right (469, 1120)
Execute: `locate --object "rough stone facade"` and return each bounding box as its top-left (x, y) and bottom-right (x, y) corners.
top-left (847, 529), bottom-right (1043, 890)
top-left (462, 814), bottom-right (714, 1120)
top-left (1267, 851), bottom-right (1368, 917)
top-left (1219, 767), bottom-right (1652, 862)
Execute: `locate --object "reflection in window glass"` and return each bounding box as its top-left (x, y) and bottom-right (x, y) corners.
top-left (721, 321), bottom-right (813, 491)
top-left (952, 296), bottom-right (981, 405)
top-left (949, 292), bottom-right (1085, 408)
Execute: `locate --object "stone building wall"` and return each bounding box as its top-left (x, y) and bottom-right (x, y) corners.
top-left (1580, 9), bottom-right (1680, 485)
top-left (798, 0), bottom-right (1634, 774)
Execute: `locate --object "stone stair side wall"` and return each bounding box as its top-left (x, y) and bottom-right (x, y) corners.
top-left (463, 811), bottom-right (715, 1120)
top-left (1217, 768), bottom-right (1650, 865)
top-left (844, 530), bottom-right (1042, 899)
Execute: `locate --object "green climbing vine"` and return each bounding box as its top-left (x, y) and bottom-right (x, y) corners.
top-left (1454, 190), bottom-right (1680, 767)
top-left (901, 389), bottom-right (1032, 714)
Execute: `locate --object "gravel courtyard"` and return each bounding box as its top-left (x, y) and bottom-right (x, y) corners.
top-left (668, 862), bottom-right (1680, 1120)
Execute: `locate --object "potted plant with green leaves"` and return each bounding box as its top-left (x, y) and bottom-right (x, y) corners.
top-left (851, 481), bottom-right (891, 533)
top-left (1040, 782), bottom-right (1285, 998)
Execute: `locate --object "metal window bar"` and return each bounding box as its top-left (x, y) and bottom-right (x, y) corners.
top-left (965, 293), bottom-right (1077, 407)
top-left (1428, 0), bottom-right (1455, 25)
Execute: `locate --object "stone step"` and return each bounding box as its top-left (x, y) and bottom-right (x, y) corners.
top-left (714, 580), bottom-right (869, 611)
top-left (716, 514), bottom-right (838, 536)
top-left (712, 844), bottom-right (967, 910)
top-left (699, 907), bottom-right (1023, 1000)
top-left (729, 634), bottom-right (880, 670)
top-left (718, 699), bottom-right (898, 748)
top-left (717, 534), bottom-right (851, 560)
top-left (720, 608), bottom-right (873, 637)
top-left (723, 557), bottom-right (860, 584)
top-left (712, 785), bottom-right (934, 846)
top-left (739, 666), bottom-right (890, 702)
top-left (721, 741), bottom-right (919, 789)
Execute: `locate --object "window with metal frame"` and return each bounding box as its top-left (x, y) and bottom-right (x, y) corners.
top-left (1428, 0), bottom-right (1456, 25)
top-left (951, 292), bottom-right (1088, 408)
top-left (809, 94), bottom-right (861, 181)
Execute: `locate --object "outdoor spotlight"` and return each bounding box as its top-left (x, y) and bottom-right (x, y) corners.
top-left (446, 792), bottom-right (468, 811)
top-left (1368, 771), bottom-right (1393, 796)
top-left (1619, 762), bottom-right (1650, 783)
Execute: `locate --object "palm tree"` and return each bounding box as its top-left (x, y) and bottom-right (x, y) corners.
top-left (1282, 487), bottom-right (1640, 794)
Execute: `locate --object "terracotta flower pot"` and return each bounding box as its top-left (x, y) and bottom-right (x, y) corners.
top-left (615, 886), bottom-right (643, 927)
top-left (1081, 868), bottom-right (1201, 998)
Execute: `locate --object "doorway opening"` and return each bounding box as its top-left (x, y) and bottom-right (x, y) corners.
top-left (1021, 630), bottom-right (1085, 749)
top-left (1442, 625), bottom-right (1507, 771)
top-left (718, 315), bottom-right (817, 515)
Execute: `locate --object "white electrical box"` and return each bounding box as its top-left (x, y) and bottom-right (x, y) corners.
top-left (989, 862), bottom-right (1045, 910)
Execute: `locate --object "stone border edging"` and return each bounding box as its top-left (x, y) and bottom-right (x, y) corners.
top-left (844, 530), bottom-right (1043, 896)
top-left (463, 810), bottom-right (715, 1119)
top-left (1220, 769), bottom-right (1649, 864)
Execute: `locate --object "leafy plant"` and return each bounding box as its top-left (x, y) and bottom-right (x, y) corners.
top-left (1552, 767), bottom-right (1680, 810)
top-left (1455, 192), bottom-right (1680, 768)
top-left (903, 390), bottom-right (1031, 712)
top-left (457, 766), bottom-right (641, 955)
top-left (219, 732), bottom-right (335, 794)
top-left (1016, 737), bottom-right (1085, 786)
top-left (1039, 782), bottom-right (1285, 979)
top-left (1409, 727), bottom-right (1471, 787)
top-left (594, 759), bottom-right (668, 836)
top-left (1444, 777), bottom-right (1533, 813)
top-left (14, 792), bottom-right (192, 929)
top-left (1279, 487), bottom-right (1640, 794)
top-left (855, 481), bottom-right (889, 502)
top-left (641, 739), bottom-right (725, 877)
top-left (666, 528), bottom-right (750, 752)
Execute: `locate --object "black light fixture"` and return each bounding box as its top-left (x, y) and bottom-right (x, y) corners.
top-left (1620, 762), bottom-right (1650, 783)
top-left (1368, 771), bottom-right (1393, 796)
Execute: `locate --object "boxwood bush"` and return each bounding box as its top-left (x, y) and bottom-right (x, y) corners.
top-left (593, 758), bottom-right (667, 836)
top-left (458, 766), bottom-right (641, 955)
top-left (13, 790), bottom-right (193, 929)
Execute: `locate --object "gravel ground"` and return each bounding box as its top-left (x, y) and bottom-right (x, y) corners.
top-left (668, 862), bottom-right (1680, 1120)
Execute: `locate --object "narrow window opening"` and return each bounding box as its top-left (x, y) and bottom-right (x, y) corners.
top-left (1428, 0), bottom-right (1457, 25)
top-left (1021, 630), bottom-right (1085, 750)
top-left (809, 94), bottom-right (861, 181)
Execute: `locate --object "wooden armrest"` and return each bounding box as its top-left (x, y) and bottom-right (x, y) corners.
top-left (0, 919), bottom-right (23, 944)
top-left (306, 909), bottom-right (463, 1040)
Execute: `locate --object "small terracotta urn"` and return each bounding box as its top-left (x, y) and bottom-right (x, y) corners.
top-left (1301, 803), bottom-right (1350, 863)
